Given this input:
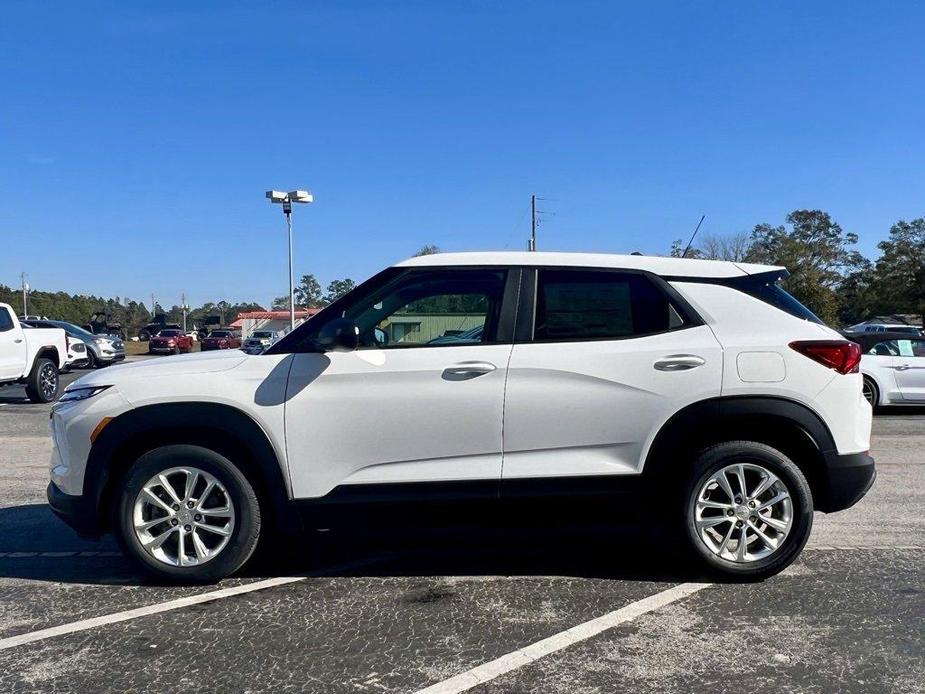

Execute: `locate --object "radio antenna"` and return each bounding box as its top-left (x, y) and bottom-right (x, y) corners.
top-left (682, 215), bottom-right (706, 258)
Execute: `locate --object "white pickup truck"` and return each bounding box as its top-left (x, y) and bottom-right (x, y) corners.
top-left (0, 303), bottom-right (68, 402)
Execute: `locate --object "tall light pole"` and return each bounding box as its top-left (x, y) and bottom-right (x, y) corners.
top-left (20, 272), bottom-right (29, 317)
top-left (181, 292), bottom-right (190, 333)
top-left (266, 190), bottom-right (314, 331)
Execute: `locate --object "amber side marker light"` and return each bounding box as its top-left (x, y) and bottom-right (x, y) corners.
top-left (90, 417), bottom-right (114, 444)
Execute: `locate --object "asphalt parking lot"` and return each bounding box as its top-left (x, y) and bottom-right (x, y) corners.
top-left (0, 370), bottom-right (922, 693)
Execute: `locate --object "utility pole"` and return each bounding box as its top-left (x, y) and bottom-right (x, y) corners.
top-left (20, 272), bottom-right (28, 317)
top-left (151, 293), bottom-right (157, 316)
top-left (530, 194), bottom-right (537, 251)
top-left (181, 292), bottom-right (189, 333)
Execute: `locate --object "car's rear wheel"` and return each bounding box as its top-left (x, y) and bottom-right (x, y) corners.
top-left (115, 445), bottom-right (261, 583)
top-left (24, 358), bottom-right (59, 403)
top-left (683, 441), bottom-right (812, 581)
top-left (862, 377), bottom-right (879, 407)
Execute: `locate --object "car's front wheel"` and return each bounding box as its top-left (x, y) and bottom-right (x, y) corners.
top-left (115, 445), bottom-right (261, 583)
top-left (683, 441), bottom-right (812, 581)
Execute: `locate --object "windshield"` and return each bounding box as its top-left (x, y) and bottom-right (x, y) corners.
top-left (158, 330), bottom-right (182, 337)
top-left (210, 331), bottom-right (231, 337)
top-left (253, 332), bottom-right (273, 338)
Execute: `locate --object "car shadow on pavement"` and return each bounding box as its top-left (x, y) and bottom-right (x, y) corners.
top-left (0, 503), bottom-right (708, 586)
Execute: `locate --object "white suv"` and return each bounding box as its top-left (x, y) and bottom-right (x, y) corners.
top-left (48, 252), bottom-right (875, 582)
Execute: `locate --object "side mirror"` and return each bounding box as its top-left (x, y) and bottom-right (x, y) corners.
top-left (315, 318), bottom-right (359, 352)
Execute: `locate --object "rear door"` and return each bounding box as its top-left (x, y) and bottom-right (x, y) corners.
top-left (501, 267), bottom-right (723, 480)
top-left (894, 337), bottom-right (925, 401)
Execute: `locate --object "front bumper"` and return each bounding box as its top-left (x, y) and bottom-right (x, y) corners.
top-left (817, 450), bottom-right (876, 513)
top-left (47, 481), bottom-right (102, 538)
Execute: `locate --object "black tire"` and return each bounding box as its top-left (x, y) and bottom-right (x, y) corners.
top-left (85, 349), bottom-right (97, 369)
top-left (115, 445), bottom-right (262, 583)
top-left (172, 346), bottom-right (180, 355)
top-left (139, 330), bottom-right (150, 341)
top-left (862, 377), bottom-right (879, 408)
top-left (683, 441), bottom-right (812, 581)
top-left (24, 357), bottom-right (59, 403)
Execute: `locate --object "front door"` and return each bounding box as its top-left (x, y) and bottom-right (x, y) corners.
top-left (502, 268), bottom-right (723, 480)
top-left (284, 267), bottom-right (515, 498)
top-left (0, 307), bottom-right (26, 381)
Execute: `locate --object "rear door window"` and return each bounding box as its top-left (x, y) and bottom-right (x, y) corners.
top-left (533, 269), bottom-right (683, 341)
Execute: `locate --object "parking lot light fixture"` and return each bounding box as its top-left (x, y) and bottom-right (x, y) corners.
top-left (266, 189), bottom-right (314, 331)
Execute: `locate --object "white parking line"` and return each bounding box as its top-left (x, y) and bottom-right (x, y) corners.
top-left (414, 582), bottom-right (711, 694)
top-left (0, 556), bottom-right (395, 652)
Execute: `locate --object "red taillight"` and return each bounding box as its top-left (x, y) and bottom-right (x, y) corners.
top-left (789, 340), bottom-right (861, 375)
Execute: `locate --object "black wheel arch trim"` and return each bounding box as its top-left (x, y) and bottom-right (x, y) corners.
top-left (85, 402), bottom-right (298, 536)
top-left (642, 395), bottom-right (859, 511)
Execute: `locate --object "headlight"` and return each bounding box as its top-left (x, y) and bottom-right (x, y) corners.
top-left (58, 385), bottom-right (111, 403)
top-left (93, 337), bottom-right (110, 345)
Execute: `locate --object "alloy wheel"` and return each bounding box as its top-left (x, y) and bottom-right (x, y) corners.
top-left (862, 379), bottom-right (876, 406)
top-left (39, 363), bottom-right (58, 400)
top-left (132, 467), bottom-right (235, 567)
top-left (693, 462), bottom-right (793, 563)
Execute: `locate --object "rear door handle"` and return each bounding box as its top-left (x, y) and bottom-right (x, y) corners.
top-left (13, 338), bottom-right (23, 343)
top-left (442, 361), bottom-right (497, 380)
top-left (654, 354), bottom-right (706, 371)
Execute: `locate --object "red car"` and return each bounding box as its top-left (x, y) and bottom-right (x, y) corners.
top-left (148, 329), bottom-right (193, 355)
top-left (200, 329), bottom-right (242, 351)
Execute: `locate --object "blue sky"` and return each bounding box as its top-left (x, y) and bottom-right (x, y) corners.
top-left (2, 1), bottom-right (924, 309)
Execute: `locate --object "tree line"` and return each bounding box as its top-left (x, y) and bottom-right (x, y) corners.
top-left (672, 210), bottom-right (925, 326)
top-left (5, 223), bottom-right (922, 333)
top-left (0, 246), bottom-right (440, 336)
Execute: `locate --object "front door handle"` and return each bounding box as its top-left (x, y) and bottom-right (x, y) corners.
top-left (442, 361), bottom-right (497, 380)
top-left (654, 354), bottom-right (706, 371)
top-left (13, 338), bottom-right (23, 343)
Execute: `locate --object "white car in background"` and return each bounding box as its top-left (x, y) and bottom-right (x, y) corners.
top-left (0, 303), bottom-right (68, 402)
top-left (853, 331), bottom-right (925, 406)
top-left (242, 330), bottom-right (277, 354)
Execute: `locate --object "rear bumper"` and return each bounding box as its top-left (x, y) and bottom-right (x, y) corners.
top-left (47, 481), bottom-right (102, 538)
top-left (817, 450), bottom-right (876, 513)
